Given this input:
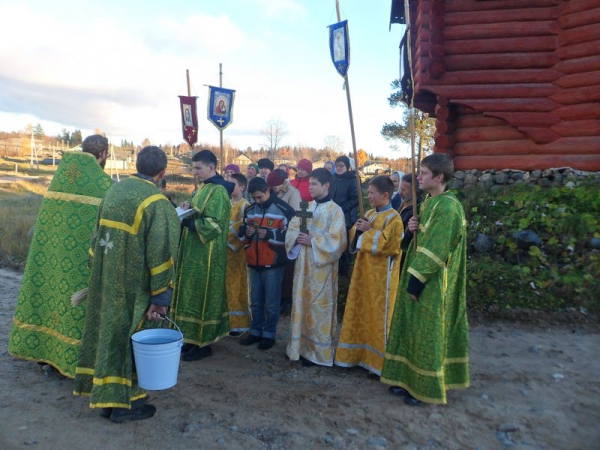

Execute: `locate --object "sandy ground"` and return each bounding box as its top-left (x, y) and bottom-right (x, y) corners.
top-left (0, 268), bottom-right (599, 450)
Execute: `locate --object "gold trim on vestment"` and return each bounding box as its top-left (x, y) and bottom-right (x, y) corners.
top-left (93, 376), bottom-right (132, 387)
top-left (88, 248), bottom-right (94, 258)
top-left (99, 194), bottom-right (166, 235)
top-left (45, 190), bottom-right (102, 206)
top-left (12, 318), bottom-right (80, 346)
top-left (407, 267), bottom-right (427, 284)
top-left (151, 286), bottom-right (168, 296)
top-left (176, 311), bottom-right (229, 326)
top-left (150, 258), bottom-right (173, 276)
top-left (416, 246), bottom-right (445, 268)
top-left (75, 367), bottom-right (95, 375)
top-left (383, 354), bottom-right (469, 378)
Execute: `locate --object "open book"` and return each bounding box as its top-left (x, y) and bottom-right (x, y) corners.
top-left (175, 207), bottom-right (197, 221)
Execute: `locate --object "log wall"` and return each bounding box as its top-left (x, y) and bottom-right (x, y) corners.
top-left (408, 0), bottom-right (600, 171)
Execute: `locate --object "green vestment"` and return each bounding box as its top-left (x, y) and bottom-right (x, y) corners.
top-left (381, 191), bottom-right (470, 404)
top-left (9, 152), bottom-right (113, 378)
top-left (171, 182), bottom-right (231, 346)
top-left (73, 176), bottom-right (180, 409)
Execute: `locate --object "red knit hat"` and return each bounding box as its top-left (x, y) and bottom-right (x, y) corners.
top-left (267, 170), bottom-right (285, 187)
top-left (297, 159), bottom-right (313, 173)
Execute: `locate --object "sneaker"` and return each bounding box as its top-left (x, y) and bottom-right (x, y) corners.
top-left (183, 345), bottom-right (213, 362)
top-left (229, 331), bottom-right (242, 337)
top-left (404, 394), bottom-right (424, 407)
top-left (301, 357), bottom-right (315, 367)
top-left (239, 334), bottom-right (262, 346)
top-left (258, 338), bottom-right (276, 350)
top-left (110, 404), bottom-right (157, 423)
top-left (99, 408), bottom-right (112, 418)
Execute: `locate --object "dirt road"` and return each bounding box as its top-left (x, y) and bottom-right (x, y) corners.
top-left (0, 268), bottom-right (598, 449)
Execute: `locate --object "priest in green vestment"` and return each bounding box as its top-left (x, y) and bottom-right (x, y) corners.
top-left (9, 135), bottom-right (113, 378)
top-left (171, 149), bottom-right (233, 362)
top-left (73, 146), bottom-right (180, 423)
top-left (381, 154), bottom-right (469, 406)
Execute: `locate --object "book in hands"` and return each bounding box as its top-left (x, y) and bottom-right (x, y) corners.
top-left (176, 207), bottom-right (197, 221)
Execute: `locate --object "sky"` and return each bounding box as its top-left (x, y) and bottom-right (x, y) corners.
top-left (0, 0), bottom-right (409, 158)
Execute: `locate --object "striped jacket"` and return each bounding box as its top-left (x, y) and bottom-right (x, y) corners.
top-left (239, 193), bottom-right (296, 269)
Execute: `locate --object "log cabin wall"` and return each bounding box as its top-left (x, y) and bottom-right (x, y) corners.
top-left (407, 0), bottom-right (600, 171)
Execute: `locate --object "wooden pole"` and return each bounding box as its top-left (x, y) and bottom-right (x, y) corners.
top-left (336, 0), bottom-right (364, 217)
top-left (186, 69), bottom-right (198, 190)
top-left (404, 0), bottom-right (418, 249)
top-left (219, 63), bottom-right (224, 172)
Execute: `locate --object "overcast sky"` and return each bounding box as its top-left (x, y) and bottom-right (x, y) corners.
top-left (0, 0), bottom-right (410, 158)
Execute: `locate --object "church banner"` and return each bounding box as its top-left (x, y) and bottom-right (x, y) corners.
top-left (207, 86), bottom-right (235, 131)
top-left (328, 20), bottom-right (350, 78)
top-left (179, 95), bottom-right (199, 146)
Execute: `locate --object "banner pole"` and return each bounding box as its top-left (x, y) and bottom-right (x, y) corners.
top-left (336, 0), bottom-right (364, 217)
top-left (219, 63), bottom-right (224, 172)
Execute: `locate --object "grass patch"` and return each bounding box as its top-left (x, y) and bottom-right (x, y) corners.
top-left (0, 181), bottom-right (46, 270)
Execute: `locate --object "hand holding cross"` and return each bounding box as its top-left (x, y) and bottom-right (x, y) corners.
top-left (296, 200), bottom-right (313, 234)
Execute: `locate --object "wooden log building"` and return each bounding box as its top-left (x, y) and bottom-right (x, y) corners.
top-left (390, 0), bottom-right (600, 171)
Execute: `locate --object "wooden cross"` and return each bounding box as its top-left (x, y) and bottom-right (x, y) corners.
top-left (296, 200), bottom-right (313, 234)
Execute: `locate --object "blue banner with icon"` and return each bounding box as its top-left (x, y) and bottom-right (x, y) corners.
top-left (207, 86), bottom-right (235, 130)
top-left (329, 20), bottom-right (350, 78)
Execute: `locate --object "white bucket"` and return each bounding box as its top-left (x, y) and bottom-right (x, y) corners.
top-left (131, 318), bottom-right (183, 391)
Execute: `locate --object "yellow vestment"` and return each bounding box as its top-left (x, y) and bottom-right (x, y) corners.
top-left (226, 198), bottom-right (250, 331)
top-left (335, 205), bottom-right (403, 375)
top-left (285, 199), bottom-right (347, 366)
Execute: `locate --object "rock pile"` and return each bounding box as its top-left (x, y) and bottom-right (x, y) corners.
top-left (449, 168), bottom-right (600, 191)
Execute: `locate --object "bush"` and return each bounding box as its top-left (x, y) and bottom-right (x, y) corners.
top-left (457, 179), bottom-right (600, 314)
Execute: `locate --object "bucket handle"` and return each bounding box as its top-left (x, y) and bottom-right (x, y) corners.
top-left (160, 314), bottom-right (183, 340)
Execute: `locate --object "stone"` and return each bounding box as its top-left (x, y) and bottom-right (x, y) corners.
top-left (542, 169), bottom-right (553, 177)
top-left (479, 173), bottom-right (493, 182)
top-left (538, 178), bottom-right (552, 187)
top-left (490, 169), bottom-right (497, 174)
top-left (346, 428), bottom-right (359, 436)
top-left (513, 230), bottom-right (542, 250)
top-left (507, 178), bottom-right (515, 184)
top-left (590, 238), bottom-right (600, 250)
top-left (554, 173), bottom-right (563, 182)
top-left (366, 437), bottom-right (388, 447)
top-left (511, 172), bottom-right (524, 181)
top-left (464, 174), bottom-right (478, 185)
top-left (453, 170), bottom-right (466, 180)
top-left (498, 423), bottom-right (520, 433)
top-left (474, 234), bottom-right (495, 253)
top-left (448, 179), bottom-right (464, 190)
top-left (428, 413), bottom-right (443, 422)
top-left (522, 172), bottom-right (530, 181)
top-left (495, 173), bottom-right (508, 184)
top-left (531, 170), bottom-right (542, 179)
top-left (469, 169), bottom-right (478, 175)
top-left (217, 437), bottom-right (226, 445)
top-left (496, 431), bottom-right (516, 448)
top-left (565, 181), bottom-right (576, 189)
top-left (229, 426), bottom-right (238, 432)
top-left (490, 184), bottom-right (503, 193)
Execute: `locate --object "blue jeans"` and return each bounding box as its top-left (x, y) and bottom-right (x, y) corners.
top-left (249, 267), bottom-right (285, 339)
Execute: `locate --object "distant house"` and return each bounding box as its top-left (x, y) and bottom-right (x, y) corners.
top-left (361, 163), bottom-right (390, 175)
top-left (274, 157), bottom-right (296, 167)
top-left (233, 153), bottom-right (253, 170)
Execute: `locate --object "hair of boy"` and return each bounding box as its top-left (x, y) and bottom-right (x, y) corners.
top-left (369, 175), bottom-right (394, 198)
top-left (421, 153), bottom-right (454, 183)
top-left (257, 158), bottom-right (274, 171)
top-left (248, 176), bottom-right (269, 194)
top-left (136, 146), bottom-right (168, 177)
top-left (192, 149), bottom-right (218, 167)
top-left (309, 167), bottom-right (332, 186)
top-left (230, 172), bottom-right (248, 189)
top-left (160, 178), bottom-right (167, 189)
top-left (81, 134), bottom-right (108, 156)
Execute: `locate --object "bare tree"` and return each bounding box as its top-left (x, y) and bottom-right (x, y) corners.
top-left (323, 135), bottom-right (345, 155)
top-left (261, 118), bottom-right (288, 160)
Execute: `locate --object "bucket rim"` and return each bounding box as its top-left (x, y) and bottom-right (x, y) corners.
top-left (131, 328), bottom-right (183, 345)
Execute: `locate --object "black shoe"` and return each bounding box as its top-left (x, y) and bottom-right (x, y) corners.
top-left (258, 338), bottom-right (276, 350)
top-left (181, 343), bottom-right (194, 354)
top-left (367, 372), bottom-right (380, 380)
top-left (99, 408), bottom-right (112, 418)
top-left (239, 334), bottom-right (262, 346)
top-left (404, 394), bottom-right (424, 406)
top-left (301, 357), bottom-right (315, 367)
top-left (110, 404), bottom-right (157, 423)
top-left (183, 345), bottom-right (213, 362)
top-left (229, 331), bottom-right (242, 337)
top-left (389, 386), bottom-right (409, 397)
